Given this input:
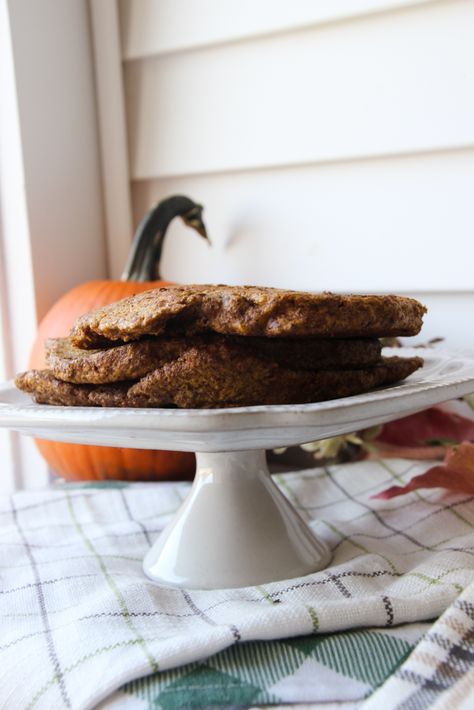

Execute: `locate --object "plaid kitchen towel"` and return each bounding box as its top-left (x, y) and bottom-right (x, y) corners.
top-left (362, 580), bottom-right (474, 710)
top-left (99, 620), bottom-right (429, 709)
top-left (1, 459), bottom-right (474, 710)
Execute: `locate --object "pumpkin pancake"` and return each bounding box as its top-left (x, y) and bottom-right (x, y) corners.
top-left (46, 335), bottom-right (383, 384)
top-left (15, 355), bottom-right (423, 409)
top-left (45, 337), bottom-right (186, 385)
top-left (129, 350), bottom-right (423, 408)
top-left (14, 370), bottom-right (141, 408)
top-left (70, 285), bottom-right (426, 348)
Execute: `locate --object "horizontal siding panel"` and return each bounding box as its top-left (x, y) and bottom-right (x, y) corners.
top-left (125, 0), bottom-right (474, 180)
top-left (130, 149), bottom-right (474, 296)
top-left (120, 0), bottom-right (435, 60)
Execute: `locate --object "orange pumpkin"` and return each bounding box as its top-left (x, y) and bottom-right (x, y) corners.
top-left (29, 195), bottom-right (208, 481)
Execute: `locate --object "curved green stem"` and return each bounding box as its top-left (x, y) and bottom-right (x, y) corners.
top-left (121, 195), bottom-right (209, 282)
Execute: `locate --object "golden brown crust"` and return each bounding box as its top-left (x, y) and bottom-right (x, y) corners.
top-left (70, 285), bottom-right (426, 348)
top-left (46, 334), bottom-right (382, 384)
top-left (129, 351), bottom-right (423, 408)
top-left (14, 370), bottom-right (140, 407)
top-left (45, 337), bottom-right (185, 384)
top-left (15, 355), bottom-right (423, 409)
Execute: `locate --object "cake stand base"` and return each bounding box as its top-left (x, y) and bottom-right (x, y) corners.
top-left (143, 449), bottom-right (331, 589)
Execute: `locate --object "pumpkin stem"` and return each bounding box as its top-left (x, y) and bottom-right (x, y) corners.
top-left (121, 195), bottom-right (209, 282)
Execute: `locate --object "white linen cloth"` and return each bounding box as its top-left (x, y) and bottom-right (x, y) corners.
top-left (0, 458), bottom-right (473, 710)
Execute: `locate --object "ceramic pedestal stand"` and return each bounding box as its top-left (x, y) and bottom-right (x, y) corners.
top-left (143, 449), bottom-right (331, 589)
top-left (2, 348), bottom-right (474, 590)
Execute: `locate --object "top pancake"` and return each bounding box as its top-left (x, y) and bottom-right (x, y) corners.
top-left (70, 285), bottom-right (426, 348)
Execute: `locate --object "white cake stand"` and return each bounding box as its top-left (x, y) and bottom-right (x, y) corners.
top-left (1, 348), bottom-right (474, 590)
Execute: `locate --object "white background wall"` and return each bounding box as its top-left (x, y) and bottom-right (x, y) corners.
top-left (118, 0), bottom-right (474, 347)
top-left (0, 0), bottom-right (107, 489)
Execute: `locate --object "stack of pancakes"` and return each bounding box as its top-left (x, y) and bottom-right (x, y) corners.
top-left (16, 285), bottom-right (426, 408)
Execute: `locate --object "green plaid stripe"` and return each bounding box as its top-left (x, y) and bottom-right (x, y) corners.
top-left (10, 497), bottom-right (72, 709)
top-left (65, 492), bottom-right (160, 674)
top-left (1, 459), bottom-right (473, 709)
top-left (111, 625), bottom-right (420, 709)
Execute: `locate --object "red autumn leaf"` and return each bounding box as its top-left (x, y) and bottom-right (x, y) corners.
top-left (372, 441), bottom-right (474, 499)
top-left (375, 407), bottom-right (474, 447)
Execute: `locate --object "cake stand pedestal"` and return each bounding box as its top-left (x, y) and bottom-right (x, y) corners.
top-left (1, 348), bottom-right (474, 589)
top-left (143, 449), bottom-right (330, 589)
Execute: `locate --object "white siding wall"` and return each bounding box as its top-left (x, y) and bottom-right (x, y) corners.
top-left (0, 0), bottom-right (107, 489)
top-left (119, 0), bottom-right (473, 346)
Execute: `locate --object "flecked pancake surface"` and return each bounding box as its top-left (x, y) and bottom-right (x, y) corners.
top-left (15, 355), bottom-right (423, 409)
top-left (46, 335), bottom-right (383, 384)
top-left (70, 285), bottom-right (426, 347)
top-left (15, 370), bottom-right (140, 408)
top-left (46, 337), bottom-right (186, 385)
top-left (128, 351), bottom-right (423, 408)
